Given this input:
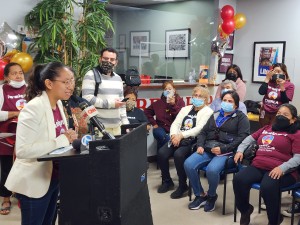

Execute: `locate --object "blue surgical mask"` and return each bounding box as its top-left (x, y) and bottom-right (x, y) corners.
top-left (191, 98), bottom-right (204, 107)
top-left (221, 88), bottom-right (231, 95)
top-left (163, 90), bottom-right (170, 97)
top-left (221, 101), bottom-right (234, 112)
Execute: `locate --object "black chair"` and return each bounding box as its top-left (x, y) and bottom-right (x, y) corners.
top-left (187, 144), bottom-right (239, 215)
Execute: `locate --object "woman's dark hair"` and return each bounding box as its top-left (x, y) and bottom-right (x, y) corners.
top-left (273, 103), bottom-right (300, 134)
top-left (221, 90), bottom-right (240, 108)
top-left (26, 62), bottom-right (67, 102)
top-left (222, 64), bottom-right (244, 82)
top-left (3, 62), bottom-right (23, 77)
top-left (124, 86), bottom-right (138, 99)
top-left (272, 63), bottom-right (290, 81)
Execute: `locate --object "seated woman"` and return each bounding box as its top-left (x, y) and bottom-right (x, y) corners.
top-left (184, 91), bottom-right (250, 212)
top-left (124, 87), bottom-right (149, 127)
top-left (144, 81), bottom-right (185, 150)
top-left (157, 86), bottom-right (213, 199)
top-left (233, 103), bottom-right (300, 225)
top-left (210, 80), bottom-right (247, 115)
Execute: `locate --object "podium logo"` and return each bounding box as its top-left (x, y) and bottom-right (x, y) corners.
top-left (140, 173), bottom-right (146, 182)
top-left (81, 134), bottom-right (92, 146)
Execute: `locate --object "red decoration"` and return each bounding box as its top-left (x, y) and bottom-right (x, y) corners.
top-left (220, 5), bottom-right (235, 20)
top-left (221, 19), bottom-right (235, 35)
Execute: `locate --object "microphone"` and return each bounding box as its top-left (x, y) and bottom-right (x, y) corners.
top-left (72, 134), bottom-right (93, 152)
top-left (79, 102), bottom-right (115, 139)
top-left (72, 139), bottom-right (81, 152)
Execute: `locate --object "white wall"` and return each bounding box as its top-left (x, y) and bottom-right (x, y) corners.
top-left (234, 0), bottom-right (300, 109)
top-left (0, 0), bottom-right (38, 30)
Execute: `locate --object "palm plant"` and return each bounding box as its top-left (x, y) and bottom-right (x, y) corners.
top-left (24, 0), bottom-right (113, 87)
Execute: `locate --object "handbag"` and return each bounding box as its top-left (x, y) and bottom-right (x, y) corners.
top-left (242, 143), bottom-right (258, 166)
top-left (125, 68), bottom-right (141, 87)
top-left (179, 137), bottom-right (196, 147)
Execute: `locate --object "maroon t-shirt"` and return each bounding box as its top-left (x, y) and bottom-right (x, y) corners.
top-left (0, 84), bottom-right (26, 155)
top-left (51, 106), bottom-right (67, 179)
top-left (262, 81), bottom-right (294, 113)
top-left (251, 125), bottom-right (300, 179)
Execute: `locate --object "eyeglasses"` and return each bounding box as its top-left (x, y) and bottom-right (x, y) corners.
top-left (52, 79), bottom-right (75, 86)
top-left (101, 56), bottom-right (117, 63)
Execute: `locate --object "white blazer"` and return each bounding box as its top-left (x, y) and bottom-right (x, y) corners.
top-left (5, 91), bottom-right (70, 198)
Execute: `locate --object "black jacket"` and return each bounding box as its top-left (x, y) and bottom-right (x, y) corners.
top-left (197, 110), bottom-right (250, 154)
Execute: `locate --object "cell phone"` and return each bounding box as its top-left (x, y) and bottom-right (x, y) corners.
top-left (121, 98), bottom-right (129, 102)
top-left (272, 74), bottom-right (285, 81)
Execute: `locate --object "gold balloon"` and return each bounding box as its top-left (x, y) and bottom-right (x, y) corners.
top-left (10, 52), bottom-right (33, 73)
top-left (2, 49), bottom-right (19, 62)
top-left (234, 13), bottom-right (247, 30)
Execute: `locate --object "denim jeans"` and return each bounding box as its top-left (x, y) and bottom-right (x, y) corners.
top-left (152, 127), bottom-right (170, 150)
top-left (16, 179), bottom-right (59, 225)
top-left (184, 152), bottom-right (233, 197)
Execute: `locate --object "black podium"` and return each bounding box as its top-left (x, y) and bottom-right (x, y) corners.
top-left (38, 123), bottom-right (153, 225)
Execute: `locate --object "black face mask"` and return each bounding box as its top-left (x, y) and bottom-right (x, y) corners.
top-left (100, 61), bottom-right (114, 74)
top-left (226, 73), bottom-right (238, 82)
top-left (272, 115), bottom-right (291, 131)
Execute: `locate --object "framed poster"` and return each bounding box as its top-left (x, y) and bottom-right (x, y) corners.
top-left (165, 28), bottom-right (190, 58)
top-left (252, 41), bottom-right (286, 83)
top-left (130, 31), bottom-right (150, 57)
top-left (119, 34), bottom-right (126, 49)
top-left (218, 53), bottom-right (234, 74)
top-left (226, 32), bottom-right (234, 50)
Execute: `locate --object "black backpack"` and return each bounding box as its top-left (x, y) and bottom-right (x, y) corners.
top-left (125, 67), bottom-right (141, 87)
top-left (92, 67), bottom-right (102, 96)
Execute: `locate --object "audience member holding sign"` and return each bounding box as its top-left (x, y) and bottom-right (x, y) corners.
top-left (258, 63), bottom-right (294, 127)
top-left (5, 62), bottom-right (78, 224)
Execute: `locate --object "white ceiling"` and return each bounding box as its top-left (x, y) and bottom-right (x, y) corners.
top-left (109, 0), bottom-right (185, 7)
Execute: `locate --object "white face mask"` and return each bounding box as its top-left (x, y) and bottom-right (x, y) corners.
top-left (9, 80), bottom-right (26, 88)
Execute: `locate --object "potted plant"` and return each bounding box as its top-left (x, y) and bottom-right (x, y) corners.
top-left (24, 0), bottom-right (114, 89)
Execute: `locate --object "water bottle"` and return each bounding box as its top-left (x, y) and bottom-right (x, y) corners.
top-left (189, 72), bottom-right (193, 83)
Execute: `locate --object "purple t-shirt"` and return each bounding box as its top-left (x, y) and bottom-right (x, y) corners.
top-left (262, 81), bottom-right (294, 113)
top-left (52, 106), bottom-right (67, 179)
top-left (251, 125), bottom-right (300, 179)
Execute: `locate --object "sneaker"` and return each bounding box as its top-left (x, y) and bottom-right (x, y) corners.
top-left (157, 180), bottom-right (174, 193)
top-left (240, 204), bottom-right (254, 225)
top-left (170, 185), bottom-right (188, 199)
top-left (188, 195), bottom-right (208, 210)
top-left (204, 194), bottom-right (218, 212)
top-left (261, 203), bottom-right (266, 210)
top-left (281, 202), bottom-right (300, 217)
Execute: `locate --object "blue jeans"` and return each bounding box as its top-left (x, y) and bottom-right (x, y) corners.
top-left (184, 152), bottom-right (233, 197)
top-left (16, 179), bottom-right (59, 225)
top-left (152, 127), bottom-right (170, 150)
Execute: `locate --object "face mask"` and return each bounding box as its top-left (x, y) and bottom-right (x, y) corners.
top-left (163, 90), bottom-right (174, 98)
top-left (191, 98), bottom-right (204, 107)
top-left (221, 101), bottom-right (234, 113)
top-left (9, 80), bottom-right (26, 88)
top-left (126, 100), bottom-right (135, 111)
top-left (100, 61), bottom-right (114, 74)
top-left (221, 88), bottom-right (231, 95)
top-left (272, 115), bottom-right (291, 131)
top-left (226, 73), bottom-right (238, 82)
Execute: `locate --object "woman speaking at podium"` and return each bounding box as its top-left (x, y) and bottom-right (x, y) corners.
top-left (5, 62), bottom-right (78, 225)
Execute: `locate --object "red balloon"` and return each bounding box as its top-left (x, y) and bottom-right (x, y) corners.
top-left (220, 5), bottom-right (235, 20)
top-left (0, 59), bottom-right (8, 80)
top-left (221, 19), bottom-right (235, 34)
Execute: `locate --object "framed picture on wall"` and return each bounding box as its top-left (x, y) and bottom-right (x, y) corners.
top-left (130, 31), bottom-right (150, 57)
top-left (218, 53), bottom-right (233, 74)
top-left (119, 34), bottom-right (126, 49)
top-left (226, 32), bottom-right (234, 50)
top-left (165, 28), bottom-right (190, 58)
top-left (252, 41), bottom-right (286, 83)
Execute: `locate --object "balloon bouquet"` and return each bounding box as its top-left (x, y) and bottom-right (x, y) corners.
top-left (209, 5), bottom-right (247, 84)
top-left (0, 22), bottom-right (33, 81)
